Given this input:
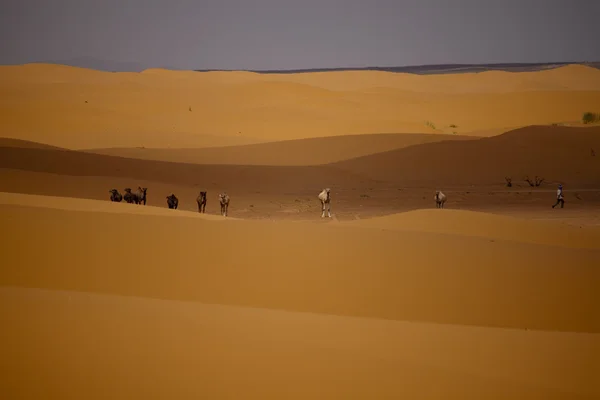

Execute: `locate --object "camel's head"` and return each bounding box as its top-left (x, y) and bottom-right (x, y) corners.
top-left (200, 191), bottom-right (207, 198)
top-left (141, 187), bottom-right (148, 194)
top-left (435, 190), bottom-right (440, 195)
top-left (109, 189), bottom-right (117, 193)
top-left (325, 188), bottom-right (331, 193)
top-left (124, 188), bottom-right (132, 193)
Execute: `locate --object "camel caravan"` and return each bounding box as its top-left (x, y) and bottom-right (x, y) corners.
top-left (109, 184), bottom-right (457, 218)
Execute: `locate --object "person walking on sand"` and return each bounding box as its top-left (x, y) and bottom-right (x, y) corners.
top-left (552, 184), bottom-right (565, 209)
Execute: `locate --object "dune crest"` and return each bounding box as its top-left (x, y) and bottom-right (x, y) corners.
top-left (346, 208), bottom-right (600, 249)
top-left (2, 63), bottom-right (600, 148)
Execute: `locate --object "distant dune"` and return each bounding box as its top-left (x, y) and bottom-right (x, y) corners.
top-left (0, 137), bottom-right (64, 150)
top-left (196, 61), bottom-right (600, 75)
top-left (2, 126), bottom-right (598, 194)
top-left (1, 63), bottom-right (600, 148)
top-left (332, 125), bottom-right (600, 187)
top-left (84, 132), bottom-right (475, 166)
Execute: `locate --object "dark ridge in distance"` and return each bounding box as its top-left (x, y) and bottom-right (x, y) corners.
top-left (194, 62), bottom-right (600, 75)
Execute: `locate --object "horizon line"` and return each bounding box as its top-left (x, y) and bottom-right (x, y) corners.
top-left (3, 60), bottom-right (600, 74)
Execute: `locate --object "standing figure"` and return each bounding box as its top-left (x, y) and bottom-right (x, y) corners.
top-left (552, 184), bottom-right (565, 209)
top-left (219, 193), bottom-right (230, 217)
top-left (434, 190), bottom-right (447, 208)
top-left (318, 188), bottom-right (332, 218)
top-left (166, 194), bottom-right (179, 209)
top-left (197, 191), bottom-right (207, 213)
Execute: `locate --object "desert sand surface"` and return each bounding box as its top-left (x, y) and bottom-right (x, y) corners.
top-left (84, 132), bottom-right (476, 166)
top-left (1, 63), bottom-right (600, 148)
top-left (1, 62), bottom-right (600, 398)
top-left (0, 194), bottom-right (599, 399)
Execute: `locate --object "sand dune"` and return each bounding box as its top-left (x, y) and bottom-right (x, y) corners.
top-left (2, 63), bottom-right (599, 148)
top-left (1, 194), bottom-right (599, 398)
top-left (1, 194), bottom-right (598, 333)
top-left (1, 286), bottom-right (598, 399)
top-left (346, 208), bottom-right (600, 249)
top-left (2, 125), bottom-right (598, 191)
top-left (2, 125), bottom-right (600, 222)
top-left (333, 125), bottom-right (600, 187)
top-left (84, 132), bottom-right (475, 166)
top-left (2, 62), bottom-right (600, 398)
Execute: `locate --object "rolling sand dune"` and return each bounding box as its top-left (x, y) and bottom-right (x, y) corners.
top-left (346, 208), bottom-right (600, 249)
top-left (2, 62), bottom-right (600, 398)
top-left (2, 125), bottom-right (600, 224)
top-left (1, 287), bottom-right (598, 399)
top-left (2, 63), bottom-right (600, 148)
top-left (84, 132), bottom-right (475, 166)
top-left (333, 125), bottom-right (600, 187)
top-left (1, 126), bottom-right (598, 191)
top-left (1, 194), bottom-right (599, 398)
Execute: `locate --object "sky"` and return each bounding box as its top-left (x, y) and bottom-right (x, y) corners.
top-left (1, 0), bottom-right (599, 71)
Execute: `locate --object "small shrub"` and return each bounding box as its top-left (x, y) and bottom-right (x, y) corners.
top-left (425, 121), bottom-right (437, 130)
top-left (449, 124), bottom-right (457, 128)
top-left (582, 112), bottom-right (599, 124)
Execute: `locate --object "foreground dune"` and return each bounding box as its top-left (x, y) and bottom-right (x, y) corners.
top-left (1, 194), bottom-right (598, 333)
top-left (1, 63), bottom-right (599, 148)
top-left (0, 194), bottom-right (599, 398)
top-left (1, 287), bottom-right (598, 399)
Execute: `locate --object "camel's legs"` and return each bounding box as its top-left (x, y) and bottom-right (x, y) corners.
top-left (321, 201), bottom-right (325, 218)
top-left (327, 202), bottom-right (331, 218)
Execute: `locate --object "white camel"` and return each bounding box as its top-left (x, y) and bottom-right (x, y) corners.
top-left (219, 193), bottom-right (230, 217)
top-left (318, 188), bottom-right (332, 218)
top-left (434, 190), bottom-right (447, 209)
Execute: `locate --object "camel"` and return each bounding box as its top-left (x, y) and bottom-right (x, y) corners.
top-left (434, 190), bottom-right (447, 208)
top-left (196, 191), bottom-right (207, 213)
top-left (123, 188), bottom-right (136, 204)
top-left (318, 188), bottom-right (332, 218)
top-left (109, 189), bottom-right (122, 202)
top-left (135, 187), bottom-right (147, 205)
top-left (166, 194), bottom-right (178, 209)
top-left (219, 193), bottom-right (230, 217)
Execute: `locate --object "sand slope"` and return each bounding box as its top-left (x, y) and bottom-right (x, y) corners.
top-left (1, 193), bottom-right (598, 333)
top-left (1, 194), bottom-right (599, 398)
top-left (84, 132), bottom-right (475, 166)
top-left (1, 287), bottom-right (598, 399)
top-left (2, 63), bottom-right (600, 148)
top-left (333, 125), bottom-right (600, 186)
top-left (346, 208), bottom-right (600, 249)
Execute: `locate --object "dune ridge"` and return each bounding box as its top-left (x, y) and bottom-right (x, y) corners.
top-left (1, 194), bottom-right (598, 334)
top-left (83, 132), bottom-right (476, 166)
top-left (2, 63), bottom-right (600, 148)
top-left (346, 208), bottom-right (600, 249)
top-left (332, 125), bottom-right (600, 186)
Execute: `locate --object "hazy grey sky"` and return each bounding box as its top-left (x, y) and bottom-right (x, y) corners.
top-left (1, 0), bottom-right (598, 70)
